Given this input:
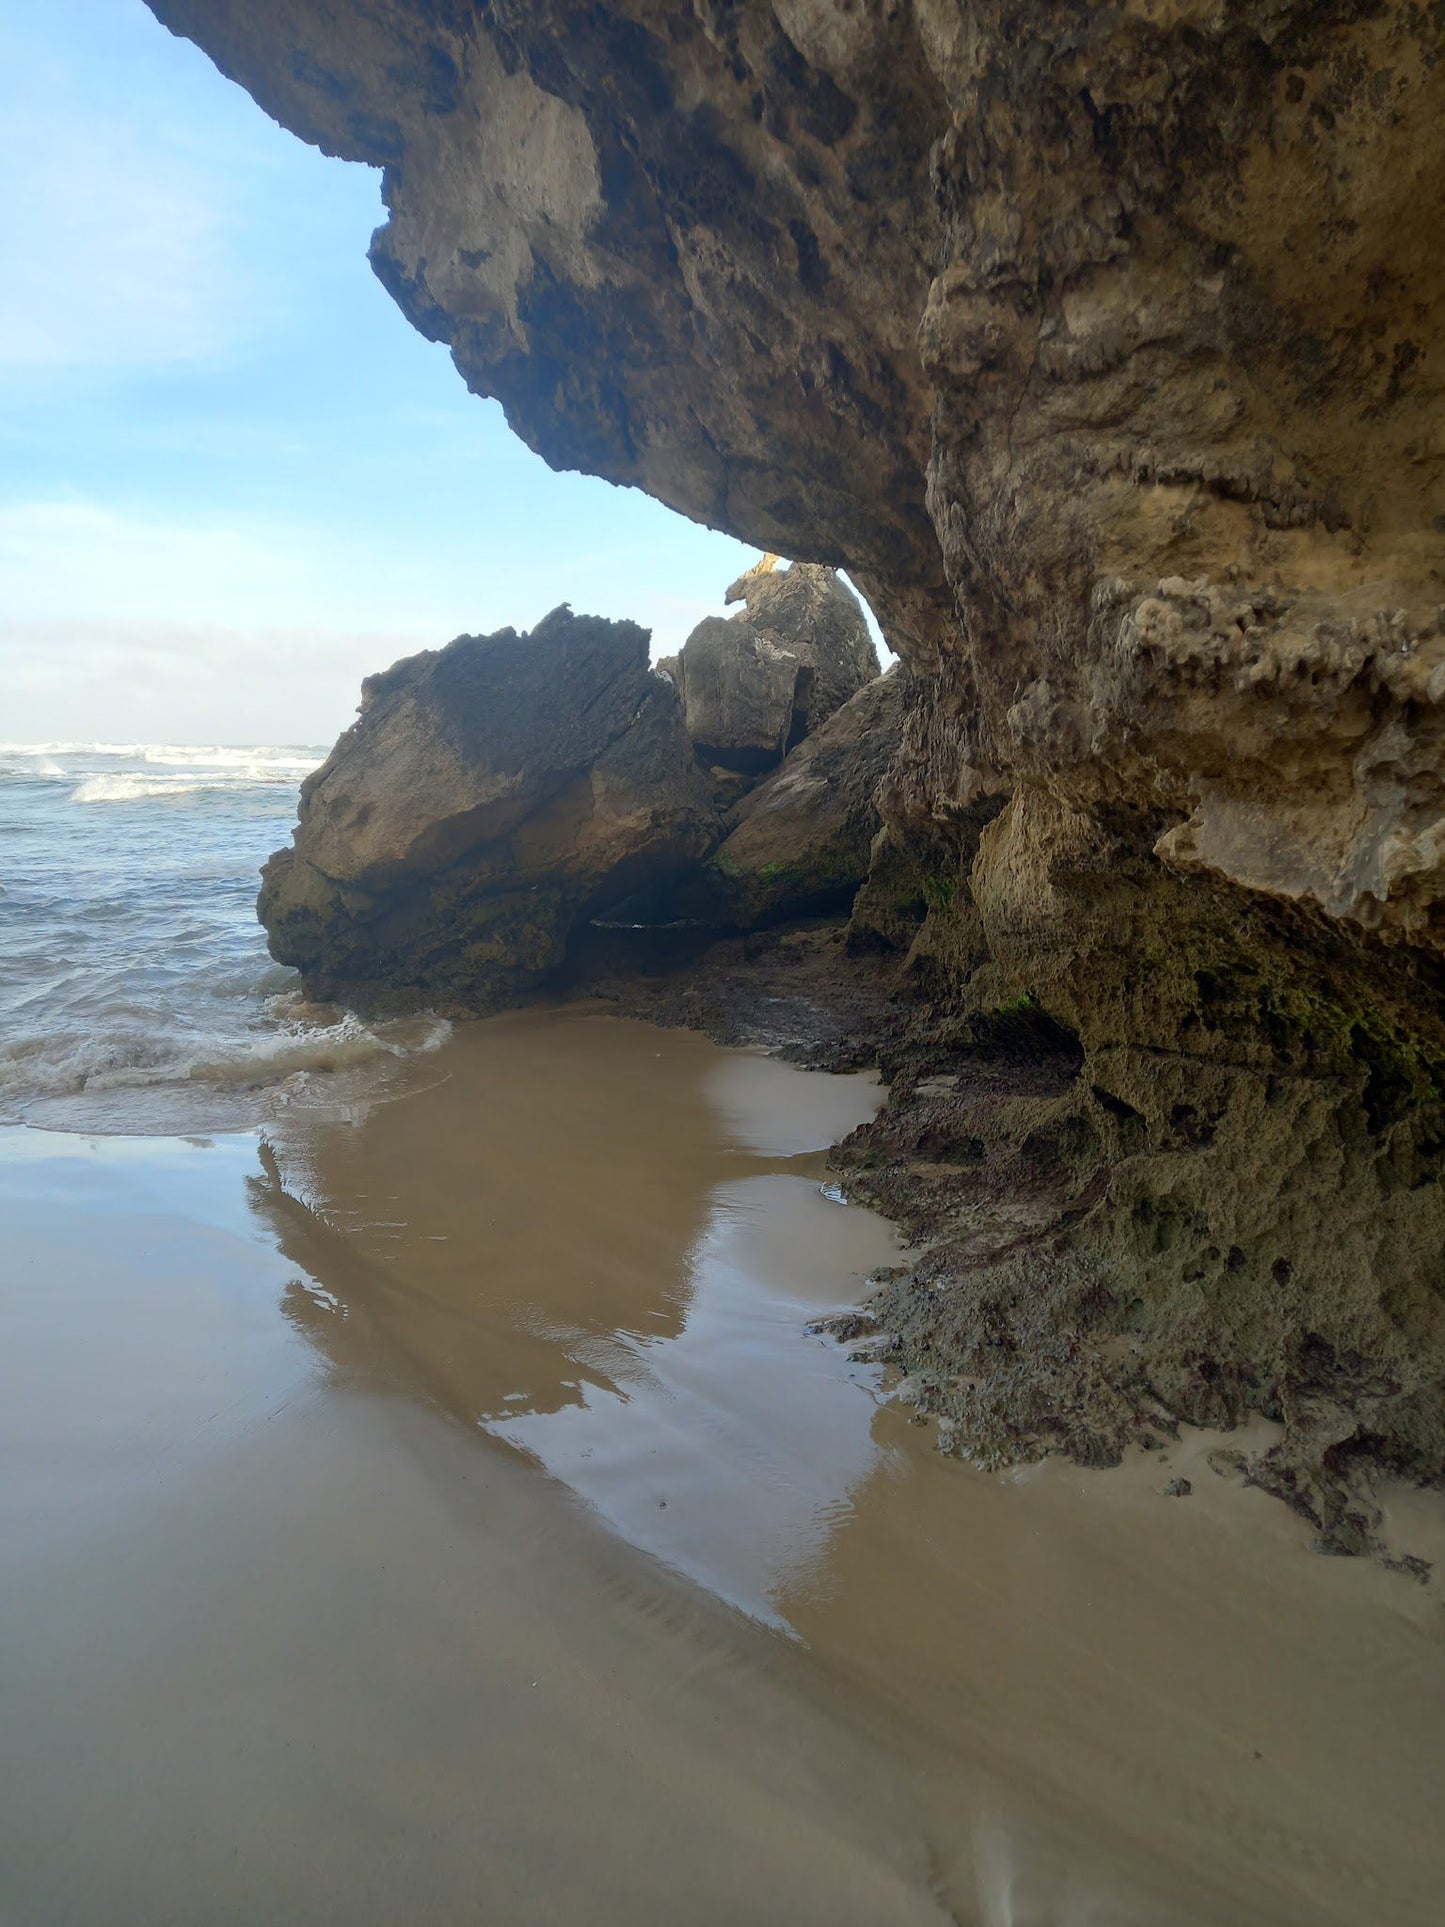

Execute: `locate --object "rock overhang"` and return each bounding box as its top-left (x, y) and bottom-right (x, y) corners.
top-left (147, 0), bottom-right (1445, 1509)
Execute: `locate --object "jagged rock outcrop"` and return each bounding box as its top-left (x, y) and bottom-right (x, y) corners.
top-left (706, 667), bottom-right (905, 926)
top-left (670, 560), bottom-right (879, 772)
top-left (259, 608), bottom-right (716, 1006)
top-left (153, 0), bottom-right (1445, 1511)
top-left (262, 584), bottom-right (895, 1000)
top-left (723, 558), bottom-right (881, 738)
top-left (146, 0), bottom-right (1445, 922)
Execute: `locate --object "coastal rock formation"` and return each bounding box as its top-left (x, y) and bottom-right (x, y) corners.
top-left (143, 0), bottom-right (1445, 915)
top-left (670, 616), bottom-right (805, 775)
top-left (706, 667), bottom-right (905, 927)
top-left (723, 558), bottom-right (882, 740)
top-left (262, 576), bottom-right (893, 998)
top-left (259, 609), bottom-right (716, 1006)
top-left (670, 561), bottom-right (879, 772)
top-left (154, 0), bottom-right (1445, 1516)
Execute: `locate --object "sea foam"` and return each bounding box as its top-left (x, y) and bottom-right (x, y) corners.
top-left (0, 1001), bottom-right (450, 1103)
top-left (0, 740), bottom-right (440, 1131)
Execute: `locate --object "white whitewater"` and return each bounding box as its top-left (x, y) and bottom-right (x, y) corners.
top-left (0, 742), bottom-right (447, 1131)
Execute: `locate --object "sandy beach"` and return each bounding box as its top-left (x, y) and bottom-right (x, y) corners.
top-left (4, 1007), bottom-right (1443, 1925)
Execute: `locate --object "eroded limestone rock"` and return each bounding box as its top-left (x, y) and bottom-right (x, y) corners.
top-left (259, 609), bottom-right (716, 1006)
top-left (672, 562), bottom-right (879, 772)
top-left (706, 666), bottom-right (905, 926)
top-left (724, 559), bottom-right (881, 740)
top-left (148, 0), bottom-right (1445, 938)
top-left (673, 616), bottom-right (804, 774)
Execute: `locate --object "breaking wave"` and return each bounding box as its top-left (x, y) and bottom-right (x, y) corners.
top-left (0, 998), bottom-right (450, 1103)
top-left (1, 741), bottom-right (326, 802)
top-left (0, 738), bottom-right (440, 1133)
top-left (70, 770), bottom-right (296, 803)
top-left (0, 740), bottom-right (325, 768)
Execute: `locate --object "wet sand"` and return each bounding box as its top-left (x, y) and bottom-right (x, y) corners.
top-left (3, 1007), bottom-right (1443, 1924)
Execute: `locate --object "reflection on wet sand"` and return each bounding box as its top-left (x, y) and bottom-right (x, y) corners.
top-left (257, 1010), bottom-right (900, 1618)
top-left (258, 1007), bottom-right (1445, 1924)
top-left (4, 1007), bottom-right (1443, 1926)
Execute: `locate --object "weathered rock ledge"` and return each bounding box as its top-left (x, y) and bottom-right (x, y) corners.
top-left (156, 0), bottom-right (1445, 1543)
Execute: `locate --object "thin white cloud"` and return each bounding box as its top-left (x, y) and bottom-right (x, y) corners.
top-left (0, 499), bottom-right (428, 737)
top-left (0, 5), bottom-right (776, 748)
top-left (0, 494), bottom-right (886, 742)
top-left (0, 501), bottom-right (325, 626)
top-left (0, 499), bottom-right (747, 741)
top-left (1, 615), bottom-right (428, 745)
top-left (0, 497), bottom-right (752, 643)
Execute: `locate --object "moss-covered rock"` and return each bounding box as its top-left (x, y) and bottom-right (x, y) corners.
top-left (837, 789), bottom-right (1445, 1542)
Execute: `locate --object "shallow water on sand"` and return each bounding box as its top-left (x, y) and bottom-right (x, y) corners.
top-left (4, 1007), bottom-right (1444, 1925)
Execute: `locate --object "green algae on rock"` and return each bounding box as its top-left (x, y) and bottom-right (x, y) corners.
top-left (833, 795), bottom-right (1445, 1550)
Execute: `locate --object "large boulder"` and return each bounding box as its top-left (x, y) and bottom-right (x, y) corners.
top-left (705, 667), bottom-right (906, 927)
top-left (725, 560), bottom-right (881, 737)
top-left (670, 615), bottom-right (804, 775)
top-left (259, 608), bottom-right (717, 1007)
top-left (672, 562), bottom-right (878, 774)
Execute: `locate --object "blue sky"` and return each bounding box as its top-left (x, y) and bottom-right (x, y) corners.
top-left (0, 0), bottom-right (764, 744)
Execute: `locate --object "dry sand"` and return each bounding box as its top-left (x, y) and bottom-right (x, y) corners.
top-left (2, 1006), bottom-right (1442, 1924)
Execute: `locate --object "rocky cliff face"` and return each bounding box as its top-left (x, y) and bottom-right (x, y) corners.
top-left (153, 0), bottom-right (1445, 1521)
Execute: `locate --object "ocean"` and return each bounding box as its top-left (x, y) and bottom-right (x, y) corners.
top-left (0, 741), bottom-right (447, 1132)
